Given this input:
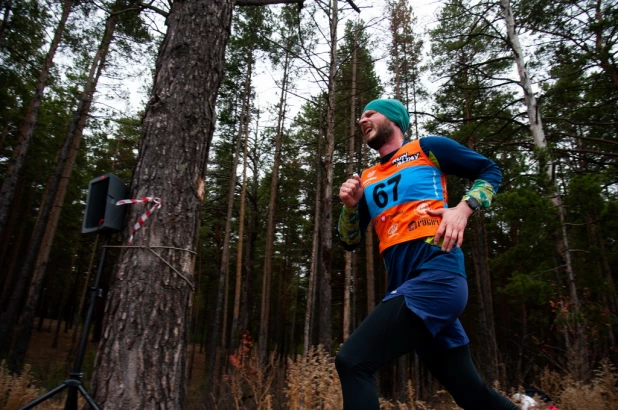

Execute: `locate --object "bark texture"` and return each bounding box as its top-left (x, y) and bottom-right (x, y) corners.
top-left (318, 0), bottom-right (337, 350)
top-left (89, 0), bottom-right (235, 407)
top-left (342, 27), bottom-right (357, 342)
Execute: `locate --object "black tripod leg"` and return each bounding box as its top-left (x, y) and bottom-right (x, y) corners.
top-left (18, 233), bottom-right (109, 410)
top-left (77, 385), bottom-right (102, 410)
top-left (18, 383), bottom-right (68, 410)
top-left (65, 386), bottom-right (78, 410)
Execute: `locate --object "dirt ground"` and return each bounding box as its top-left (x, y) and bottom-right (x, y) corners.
top-left (23, 318), bottom-right (207, 392)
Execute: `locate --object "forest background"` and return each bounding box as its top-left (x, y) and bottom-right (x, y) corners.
top-left (0, 0), bottom-right (618, 408)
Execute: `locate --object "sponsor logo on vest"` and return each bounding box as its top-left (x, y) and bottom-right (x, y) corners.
top-left (407, 218), bottom-right (440, 232)
top-left (392, 151), bottom-right (420, 167)
top-left (380, 210), bottom-right (402, 223)
top-left (413, 201), bottom-right (431, 216)
top-left (367, 170), bottom-right (377, 178)
top-left (386, 210), bottom-right (402, 219)
top-left (388, 223), bottom-right (399, 237)
top-left (363, 176), bottom-right (378, 186)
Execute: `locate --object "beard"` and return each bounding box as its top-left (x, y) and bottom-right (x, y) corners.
top-left (366, 121), bottom-right (393, 150)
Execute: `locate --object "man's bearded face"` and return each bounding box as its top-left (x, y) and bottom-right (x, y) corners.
top-left (366, 120), bottom-right (393, 150)
top-left (360, 111), bottom-right (395, 151)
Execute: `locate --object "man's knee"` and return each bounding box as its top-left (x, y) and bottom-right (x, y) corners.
top-left (335, 351), bottom-right (353, 376)
top-left (335, 350), bottom-right (374, 378)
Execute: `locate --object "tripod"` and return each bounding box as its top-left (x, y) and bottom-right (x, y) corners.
top-left (19, 234), bottom-right (111, 410)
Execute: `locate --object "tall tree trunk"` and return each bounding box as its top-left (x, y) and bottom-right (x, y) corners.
top-left (0, 0), bottom-right (13, 48)
top-left (464, 111), bottom-right (500, 383)
top-left (229, 97), bottom-right (250, 356)
top-left (0, 169), bottom-right (21, 269)
top-left (343, 26), bottom-right (357, 341)
top-left (388, 0), bottom-right (401, 101)
top-left (70, 236), bottom-right (99, 349)
top-left (88, 1), bottom-right (236, 407)
top-left (259, 49), bottom-right (290, 362)
top-left (239, 153), bottom-right (259, 340)
top-left (0, 175), bottom-right (28, 303)
top-left (0, 8), bottom-right (116, 365)
top-left (0, 0), bottom-right (73, 241)
top-left (470, 214), bottom-right (500, 382)
top-left (223, 68), bottom-right (252, 359)
top-left (187, 253), bottom-right (202, 383)
top-left (593, 0), bottom-right (618, 92)
top-left (206, 55), bottom-right (252, 389)
top-left (303, 135), bottom-right (321, 356)
top-left (52, 241), bottom-right (80, 349)
top-left (275, 252), bottom-right (287, 358)
top-left (501, 0), bottom-right (585, 380)
top-left (410, 63), bottom-right (419, 140)
top-left (318, 0), bottom-right (338, 350)
top-left (393, 42), bottom-right (401, 100)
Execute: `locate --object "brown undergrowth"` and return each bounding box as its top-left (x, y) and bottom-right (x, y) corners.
top-left (0, 361), bottom-right (64, 410)
top-left (6, 322), bottom-right (618, 409)
top-left (535, 359), bottom-right (618, 410)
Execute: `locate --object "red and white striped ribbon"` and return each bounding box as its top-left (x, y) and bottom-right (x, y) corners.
top-left (116, 196), bottom-right (162, 244)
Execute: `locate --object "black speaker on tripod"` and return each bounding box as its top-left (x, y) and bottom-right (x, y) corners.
top-left (20, 173), bottom-right (128, 410)
top-left (82, 173), bottom-right (129, 234)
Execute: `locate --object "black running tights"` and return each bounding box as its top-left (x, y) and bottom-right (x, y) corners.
top-left (335, 297), bottom-right (518, 410)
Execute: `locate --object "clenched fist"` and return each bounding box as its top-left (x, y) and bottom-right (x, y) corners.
top-left (339, 173), bottom-right (364, 207)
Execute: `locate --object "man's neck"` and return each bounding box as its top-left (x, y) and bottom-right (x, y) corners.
top-left (378, 136), bottom-right (405, 158)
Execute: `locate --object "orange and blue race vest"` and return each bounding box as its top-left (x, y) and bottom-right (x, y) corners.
top-left (338, 136), bottom-right (501, 278)
top-left (361, 139), bottom-right (447, 253)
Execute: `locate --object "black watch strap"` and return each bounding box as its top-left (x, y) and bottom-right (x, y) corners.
top-left (465, 197), bottom-right (481, 212)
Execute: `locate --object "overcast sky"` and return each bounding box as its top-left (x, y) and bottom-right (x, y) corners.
top-left (99, 0), bottom-right (443, 134)
top-left (246, 0), bottom-right (442, 134)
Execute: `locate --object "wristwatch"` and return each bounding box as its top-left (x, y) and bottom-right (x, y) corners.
top-left (465, 197), bottom-right (481, 212)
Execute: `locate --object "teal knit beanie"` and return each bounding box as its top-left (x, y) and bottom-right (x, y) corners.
top-left (363, 99), bottom-right (410, 134)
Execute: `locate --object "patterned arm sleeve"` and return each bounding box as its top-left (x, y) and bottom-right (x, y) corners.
top-left (338, 204), bottom-right (362, 250)
top-left (461, 179), bottom-right (496, 210)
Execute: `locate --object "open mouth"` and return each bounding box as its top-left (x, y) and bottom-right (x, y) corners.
top-left (363, 126), bottom-right (374, 136)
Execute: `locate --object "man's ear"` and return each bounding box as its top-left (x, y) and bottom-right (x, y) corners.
top-left (391, 122), bottom-right (404, 140)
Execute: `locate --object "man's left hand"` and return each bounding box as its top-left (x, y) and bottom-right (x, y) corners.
top-left (427, 201), bottom-right (474, 252)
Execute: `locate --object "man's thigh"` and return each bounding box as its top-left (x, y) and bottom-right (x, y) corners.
top-left (338, 297), bottom-right (434, 371)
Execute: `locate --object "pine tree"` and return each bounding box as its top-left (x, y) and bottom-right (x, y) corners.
top-left (89, 1), bottom-right (302, 407)
top-left (387, 0), bottom-right (425, 139)
top-left (427, 0), bottom-right (519, 386)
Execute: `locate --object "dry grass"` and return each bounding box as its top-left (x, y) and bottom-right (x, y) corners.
top-left (535, 359), bottom-right (618, 410)
top-left (224, 350), bottom-right (280, 410)
top-left (284, 345), bottom-right (342, 409)
top-left (377, 381), bottom-right (456, 410)
top-left (11, 321), bottom-right (618, 409)
top-left (0, 361), bottom-right (65, 410)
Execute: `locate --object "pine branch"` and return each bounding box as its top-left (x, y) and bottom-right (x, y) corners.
top-left (136, 1), bottom-right (169, 17)
top-left (344, 0), bottom-right (360, 13)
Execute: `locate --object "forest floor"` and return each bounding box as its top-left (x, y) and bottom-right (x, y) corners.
top-left (10, 319), bottom-right (618, 410)
top-left (18, 318), bottom-right (206, 402)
